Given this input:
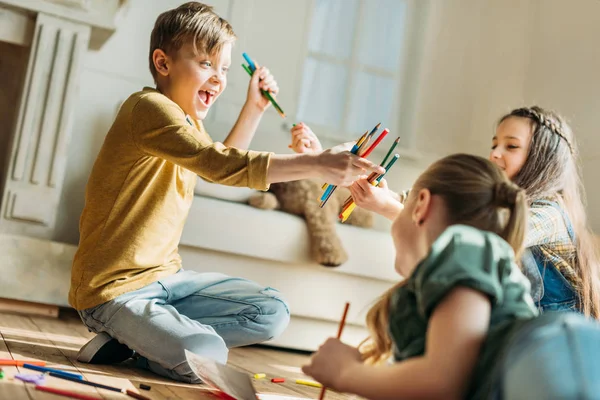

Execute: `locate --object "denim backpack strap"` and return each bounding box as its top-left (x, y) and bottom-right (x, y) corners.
top-left (521, 248), bottom-right (544, 303)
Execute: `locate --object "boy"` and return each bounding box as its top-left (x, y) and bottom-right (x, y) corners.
top-left (70, 2), bottom-right (383, 383)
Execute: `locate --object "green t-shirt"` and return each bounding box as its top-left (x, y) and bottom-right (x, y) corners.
top-left (389, 225), bottom-right (538, 399)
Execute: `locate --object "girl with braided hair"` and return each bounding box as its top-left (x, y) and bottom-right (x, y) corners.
top-left (302, 154), bottom-right (600, 400)
top-left (491, 106), bottom-right (600, 317)
top-left (349, 105), bottom-right (599, 317)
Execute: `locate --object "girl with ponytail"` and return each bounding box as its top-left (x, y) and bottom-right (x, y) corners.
top-left (350, 106), bottom-right (599, 317)
top-left (302, 154), bottom-right (600, 399)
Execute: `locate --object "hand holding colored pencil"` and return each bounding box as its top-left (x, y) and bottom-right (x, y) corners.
top-left (320, 123), bottom-right (388, 208)
top-left (241, 52), bottom-right (286, 118)
top-left (340, 152), bottom-right (400, 222)
top-left (318, 302), bottom-right (350, 400)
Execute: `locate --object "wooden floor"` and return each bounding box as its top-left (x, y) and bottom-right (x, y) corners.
top-left (0, 310), bottom-right (354, 400)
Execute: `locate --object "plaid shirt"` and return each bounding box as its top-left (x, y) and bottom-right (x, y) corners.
top-left (526, 199), bottom-right (579, 289)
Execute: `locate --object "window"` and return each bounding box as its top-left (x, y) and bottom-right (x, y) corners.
top-left (297, 0), bottom-right (425, 151)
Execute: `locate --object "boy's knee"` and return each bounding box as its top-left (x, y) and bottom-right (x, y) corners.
top-left (257, 291), bottom-right (290, 340)
top-left (170, 332), bottom-right (229, 383)
top-left (181, 332), bottom-right (229, 364)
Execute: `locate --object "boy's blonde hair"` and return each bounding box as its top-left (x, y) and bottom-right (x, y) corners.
top-left (149, 2), bottom-right (236, 82)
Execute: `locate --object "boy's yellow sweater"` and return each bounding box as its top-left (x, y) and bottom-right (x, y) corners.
top-left (69, 87), bottom-right (271, 310)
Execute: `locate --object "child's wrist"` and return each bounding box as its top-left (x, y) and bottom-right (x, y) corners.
top-left (242, 99), bottom-right (265, 115)
top-left (337, 361), bottom-right (364, 393)
top-left (382, 198), bottom-right (403, 220)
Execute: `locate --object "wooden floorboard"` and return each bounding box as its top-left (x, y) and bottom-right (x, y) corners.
top-left (0, 312), bottom-right (358, 400)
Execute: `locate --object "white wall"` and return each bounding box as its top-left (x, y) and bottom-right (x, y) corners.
top-left (54, 0), bottom-right (600, 244)
top-left (455, 0), bottom-right (600, 230)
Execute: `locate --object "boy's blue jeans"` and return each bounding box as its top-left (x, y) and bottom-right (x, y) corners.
top-left (77, 269), bottom-right (290, 383)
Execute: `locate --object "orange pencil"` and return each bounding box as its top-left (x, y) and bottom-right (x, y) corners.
top-left (318, 302), bottom-right (350, 400)
top-left (0, 359), bottom-right (46, 366)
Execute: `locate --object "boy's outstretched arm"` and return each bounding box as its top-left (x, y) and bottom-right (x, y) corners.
top-left (267, 143), bottom-right (384, 186)
top-left (223, 64), bottom-right (278, 149)
top-left (132, 95), bottom-right (383, 189)
top-left (302, 287), bottom-right (491, 400)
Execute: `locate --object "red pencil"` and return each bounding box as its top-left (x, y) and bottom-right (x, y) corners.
top-left (362, 128), bottom-right (389, 158)
top-left (35, 385), bottom-right (101, 400)
top-left (125, 389), bottom-right (152, 400)
top-left (318, 302), bottom-right (350, 400)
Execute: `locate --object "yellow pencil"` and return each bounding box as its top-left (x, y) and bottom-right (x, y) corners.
top-left (296, 379), bottom-right (322, 388)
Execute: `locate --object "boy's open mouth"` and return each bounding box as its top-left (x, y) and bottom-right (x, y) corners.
top-left (198, 90), bottom-right (216, 107)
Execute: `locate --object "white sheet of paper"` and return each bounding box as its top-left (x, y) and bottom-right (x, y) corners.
top-left (184, 350), bottom-right (313, 400)
top-left (257, 394), bottom-right (311, 400)
top-left (185, 350), bottom-right (258, 400)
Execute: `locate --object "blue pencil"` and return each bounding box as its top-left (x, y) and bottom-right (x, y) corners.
top-left (23, 363), bottom-right (83, 380)
top-left (242, 52), bottom-right (256, 72)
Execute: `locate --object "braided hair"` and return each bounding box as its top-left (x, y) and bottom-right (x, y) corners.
top-left (497, 106), bottom-right (600, 318)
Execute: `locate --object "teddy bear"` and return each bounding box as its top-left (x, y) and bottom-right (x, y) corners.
top-left (247, 179), bottom-right (374, 267)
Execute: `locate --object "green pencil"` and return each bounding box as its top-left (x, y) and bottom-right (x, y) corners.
top-left (380, 137), bottom-right (400, 167)
top-left (376, 154), bottom-right (400, 183)
top-left (241, 64), bottom-right (286, 118)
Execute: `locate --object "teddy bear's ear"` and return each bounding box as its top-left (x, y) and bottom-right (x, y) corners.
top-left (248, 192), bottom-right (280, 210)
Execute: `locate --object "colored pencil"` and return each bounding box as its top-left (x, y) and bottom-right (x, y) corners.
top-left (241, 52), bottom-right (286, 118)
top-left (296, 379), bottom-right (323, 388)
top-left (47, 372), bottom-right (123, 393)
top-left (362, 128), bottom-right (389, 158)
top-left (35, 386), bottom-right (101, 400)
top-left (23, 363), bottom-right (83, 380)
top-left (320, 124), bottom-right (383, 208)
top-left (242, 52), bottom-right (256, 72)
top-left (0, 359), bottom-right (46, 367)
top-left (318, 302), bottom-right (350, 400)
top-left (380, 137), bottom-right (400, 166)
top-left (125, 389), bottom-right (152, 400)
top-left (340, 154), bottom-right (400, 222)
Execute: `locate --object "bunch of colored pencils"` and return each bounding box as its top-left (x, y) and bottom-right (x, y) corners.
top-left (320, 123), bottom-right (388, 207)
top-left (339, 138), bottom-right (400, 222)
top-left (241, 52), bottom-right (286, 118)
top-left (320, 123), bottom-right (400, 216)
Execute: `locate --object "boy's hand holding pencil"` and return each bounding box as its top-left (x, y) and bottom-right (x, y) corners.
top-left (241, 52), bottom-right (286, 118)
top-left (246, 62), bottom-right (279, 112)
top-left (316, 143), bottom-right (385, 187)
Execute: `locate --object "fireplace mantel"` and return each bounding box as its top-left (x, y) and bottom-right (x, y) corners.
top-left (0, 0), bottom-right (124, 49)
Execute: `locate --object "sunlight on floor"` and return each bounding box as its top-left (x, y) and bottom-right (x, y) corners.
top-left (0, 326), bottom-right (88, 345)
top-left (2, 336), bottom-right (80, 352)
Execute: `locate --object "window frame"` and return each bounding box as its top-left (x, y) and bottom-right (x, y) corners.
top-left (295, 0), bottom-right (431, 158)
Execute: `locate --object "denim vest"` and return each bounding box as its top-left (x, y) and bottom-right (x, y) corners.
top-left (520, 200), bottom-right (580, 313)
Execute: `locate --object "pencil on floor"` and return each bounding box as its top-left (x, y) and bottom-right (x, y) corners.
top-left (0, 359), bottom-right (46, 367)
top-left (318, 302), bottom-right (350, 400)
top-left (23, 363), bottom-right (83, 380)
top-left (35, 386), bottom-right (101, 400)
